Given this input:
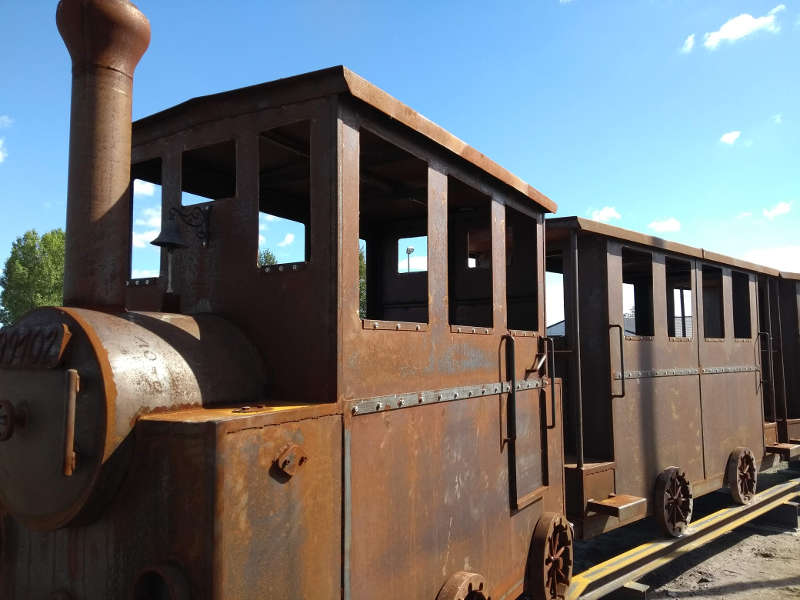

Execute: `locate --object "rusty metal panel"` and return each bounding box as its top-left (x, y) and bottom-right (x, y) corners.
top-left (348, 395), bottom-right (558, 599)
top-left (697, 268), bottom-right (764, 469)
top-left (215, 414), bottom-right (342, 599)
top-left (337, 101), bottom-right (548, 404)
top-left (699, 372), bottom-right (764, 480)
top-left (611, 377), bottom-right (704, 505)
top-left (512, 388), bottom-right (545, 498)
top-left (0, 418), bottom-right (216, 600)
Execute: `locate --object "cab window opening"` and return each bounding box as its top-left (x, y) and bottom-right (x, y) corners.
top-left (506, 205), bottom-right (538, 331)
top-left (181, 139), bottom-right (236, 205)
top-left (702, 265), bottom-right (725, 338)
top-left (732, 271), bottom-right (751, 338)
top-left (130, 157), bottom-right (163, 280)
top-left (622, 248), bottom-right (654, 336)
top-left (358, 129), bottom-right (428, 323)
top-left (545, 253), bottom-right (565, 337)
top-left (666, 258), bottom-right (693, 338)
top-left (258, 121), bottom-right (310, 267)
top-left (448, 177), bottom-right (492, 328)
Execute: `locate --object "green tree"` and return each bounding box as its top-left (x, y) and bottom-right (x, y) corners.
top-left (0, 229), bottom-right (65, 325)
top-left (257, 248), bottom-right (277, 268)
top-left (358, 244), bottom-right (367, 318)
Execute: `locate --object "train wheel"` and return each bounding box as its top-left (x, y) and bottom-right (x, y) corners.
top-left (654, 467), bottom-right (693, 537)
top-left (527, 512), bottom-right (573, 600)
top-left (436, 571), bottom-right (488, 600)
top-left (727, 447), bottom-right (757, 505)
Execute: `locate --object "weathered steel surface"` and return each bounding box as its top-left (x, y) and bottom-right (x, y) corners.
top-left (548, 220), bottom-right (768, 540)
top-left (0, 407), bottom-right (340, 599)
top-left (0, 306), bottom-right (265, 530)
top-left (57, 0), bottom-right (150, 309)
top-left (348, 391), bottom-right (558, 600)
top-left (215, 414), bottom-right (342, 599)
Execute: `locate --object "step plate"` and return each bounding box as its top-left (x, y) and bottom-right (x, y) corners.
top-left (587, 495), bottom-right (647, 521)
top-left (766, 443), bottom-right (800, 460)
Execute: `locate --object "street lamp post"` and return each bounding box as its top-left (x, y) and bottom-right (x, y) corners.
top-left (406, 246), bottom-right (415, 273)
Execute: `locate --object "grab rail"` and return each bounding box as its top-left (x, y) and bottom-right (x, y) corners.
top-left (609, 324), bottom-right (625, 398)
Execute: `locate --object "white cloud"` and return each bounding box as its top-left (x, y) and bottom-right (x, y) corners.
top-left (131, 269), bottom-right (159, 278)
top-left (703, 5), bottom-right (785, 50)
top-left (131, 229), bottom-right (160, 248)
top-left (265, 214), bottom-right (277, 222)
top-left (135, 206), bottom-right (161, 228)
top-left (258, 234), bottom-right (266, 245)
top-left (736, 211), bottom-right (752, 219)
top-left (397, 255), bottom-right (428, 272)
top-left (133, 179), bottom-right (155, 196)
top-left (680, 34), bottom-right (695, 54)
top-left (0, 138), bottom-right (6, 163)
top-left (277, 233), bottom-right (295, 247)
top-left (743, 245), bottom-right (800, 272)
top-left (648, 217), bottom-right (681, 233)
top-left (591, 206), bottom-right (621, 222)
top-left (772, 113), bottom-right (783, 124)
top-left (763, 201), bottom-right (792, 219)
top-left (720, 130), bottom-right (741, 144)
top-left (559, 0), bottom-right (574, 4)
top-left (0, 115), bottom-right (12, 128)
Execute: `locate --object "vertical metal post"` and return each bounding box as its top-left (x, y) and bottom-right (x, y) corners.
top-left (570, 231), bottom-right (585, 468)
top-left (679, 288), bottom-right (687, 337)
top-left (773, 279), bottom-right (790, 430)
top-left (764, 279), bottom-right (778, 423)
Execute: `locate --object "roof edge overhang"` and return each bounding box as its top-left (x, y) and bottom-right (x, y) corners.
top-left (133, 66), bottom-right (556, 213)
top-left (547, 216), bottom-right (782, 276)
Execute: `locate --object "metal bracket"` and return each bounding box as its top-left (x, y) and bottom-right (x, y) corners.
top-left (171, 205), bottom-right (212, 248)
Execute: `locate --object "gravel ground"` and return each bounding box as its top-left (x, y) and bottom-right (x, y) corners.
top-left (573, 464), bottom-right (800, 599)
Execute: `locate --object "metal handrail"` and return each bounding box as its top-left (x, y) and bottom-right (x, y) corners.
top-left (544, 336), bottom-right (557, 429)
top-left (609, 323), bottom-right (626, 399)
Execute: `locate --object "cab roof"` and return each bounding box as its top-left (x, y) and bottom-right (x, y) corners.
top-left (133, 66), bottom-right (556, 213)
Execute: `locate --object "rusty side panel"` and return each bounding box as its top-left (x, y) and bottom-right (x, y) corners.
top-left (0, 420), bottom-right (215, 599)
top-left (607, 244), bottom-right (705, 500)
top-left (337, 101), bottom-right (546, 404)
top-left (348, 387), bottom-right (563, 600)
top-left (215, 414), bottom-right (342, 600)
top-left (697, 268), bottom-right (763, 475)
top-left (612, 377), bottom-right (704, 504)
top-left (699, 372), bottom-right (763, 478)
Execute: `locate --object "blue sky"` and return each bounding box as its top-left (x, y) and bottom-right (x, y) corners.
top-left (1, 2), bottom-right (798, 287)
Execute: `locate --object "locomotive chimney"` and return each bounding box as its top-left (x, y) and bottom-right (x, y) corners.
top-left (57, 0), bottom-right (150, 309)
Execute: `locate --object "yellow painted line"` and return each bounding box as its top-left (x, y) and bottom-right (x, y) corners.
top-left (567, 478), bottom-right (800, 600)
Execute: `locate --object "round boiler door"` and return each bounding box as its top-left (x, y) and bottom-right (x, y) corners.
top-left (0, 309), bottom-right (108, 530)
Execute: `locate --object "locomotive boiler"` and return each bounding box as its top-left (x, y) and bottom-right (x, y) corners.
top-left (0, 1), bottom-right (572, 599)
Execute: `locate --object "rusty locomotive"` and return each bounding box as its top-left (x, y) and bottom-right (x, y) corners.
top-left (0, 2), bottom-right (798, 599)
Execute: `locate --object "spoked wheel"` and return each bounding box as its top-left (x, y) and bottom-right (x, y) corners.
top-left (527, 512), bottom-right (573, 600)
top-left (654, 467), bottom-right (693, 537)
top-left (727, 447), bottom-right (757, 505)
top-left (436, 571), bottom-right (488, 600)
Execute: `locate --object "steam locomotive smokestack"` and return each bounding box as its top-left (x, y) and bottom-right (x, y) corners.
top-left (57, 0), bottom-right (150, 309)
